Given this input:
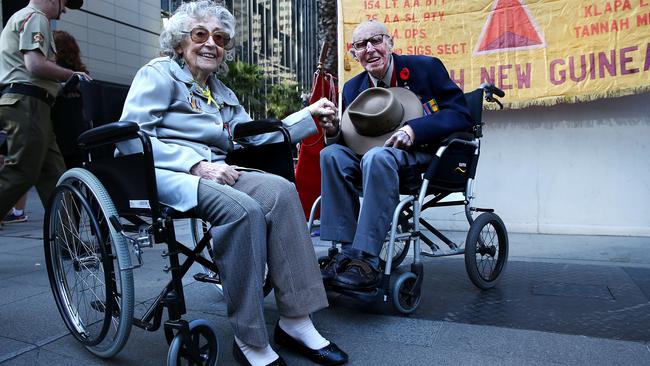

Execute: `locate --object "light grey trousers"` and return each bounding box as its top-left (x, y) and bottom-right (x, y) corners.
top-left (195, 172), bottom-right (328, 347)
top-left (320, 144), bottom-right (433, 258)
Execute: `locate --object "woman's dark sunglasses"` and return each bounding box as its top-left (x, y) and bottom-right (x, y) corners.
top-left (184, 27), bottom-right (230, 48)
top-left (352, 34), bottom-right (388, 51)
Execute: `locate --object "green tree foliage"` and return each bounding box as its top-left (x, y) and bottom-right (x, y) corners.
top-left (267, 82), bottom-right (302, 119)
top-left (219, 60), bottom-right (265, 118)
top-left (219, 60), bottom-right (304, 120)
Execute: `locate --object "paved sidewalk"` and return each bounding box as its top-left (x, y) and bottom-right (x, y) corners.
top-left (1, 190), bottom-right (649, 365)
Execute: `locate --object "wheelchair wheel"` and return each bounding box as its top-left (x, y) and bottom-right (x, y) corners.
top-left (190, 218), bottom-right (273, 297)
top-left (391, 272), bottom-right (421, 314)
top-left (379, 212), bottom-right (411, 269)
top-left (167, 319), bottom-right (219, 366)
top-left (44, 168), bottom-right (134, 358)
top-left (464, 212), bottom-right (508, 290)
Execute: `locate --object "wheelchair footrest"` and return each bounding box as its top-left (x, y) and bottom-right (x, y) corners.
top-left (421, 247), bottom-right (464, 257)
top-left (193, 272), bottom-right (221, 284)
top-left (324, 284), bottom-right (385, 302)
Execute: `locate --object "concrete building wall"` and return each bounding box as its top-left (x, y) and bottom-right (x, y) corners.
top-left (424, 92), bottom-right (650, 237)
top-left (2, 1), bottom-right (647, 237)
top-left (55, 0), bottom-right (162, 85)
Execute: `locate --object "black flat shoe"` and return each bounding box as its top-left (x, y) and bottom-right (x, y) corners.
top-left (232, 340), bottom-right (287, 366)
top-left (274, 322), bottom-right (348, 365)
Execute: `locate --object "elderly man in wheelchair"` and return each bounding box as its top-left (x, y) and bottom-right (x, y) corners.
top-left (312, 20), bottom-right (509, 314)
top-left (43, 2), bottom-right (348, 366)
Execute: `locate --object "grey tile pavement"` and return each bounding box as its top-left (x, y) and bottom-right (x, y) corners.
top-left (1, 190), bottom-right (649, 365)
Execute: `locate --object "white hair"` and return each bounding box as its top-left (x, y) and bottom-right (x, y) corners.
top-left (349, 20), bottom-right (394, 59)
top-left (160, 0), bottom-right (236, 67)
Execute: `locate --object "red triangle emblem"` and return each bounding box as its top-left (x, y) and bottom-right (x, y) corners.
top-left (474, 0), bottom-right (546, 55)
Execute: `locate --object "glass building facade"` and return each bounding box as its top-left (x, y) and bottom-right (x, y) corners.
top-left (162, 0), bottom-right (319, 93)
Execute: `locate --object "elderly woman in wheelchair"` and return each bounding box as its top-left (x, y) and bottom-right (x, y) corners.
top-left (43, 1), bottom-right (347, 366)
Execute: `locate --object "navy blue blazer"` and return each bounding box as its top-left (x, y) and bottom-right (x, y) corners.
top-left (342, 53), bottom-right (472, 151)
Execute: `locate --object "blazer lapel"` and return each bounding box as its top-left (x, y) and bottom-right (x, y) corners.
top-left (392, 54), bottom-right (406, 88)
top-left (357, 72), bottom-right (370, 94)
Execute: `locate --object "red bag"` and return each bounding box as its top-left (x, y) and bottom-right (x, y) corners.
top-left (295, 68), bottom-right (337, 219)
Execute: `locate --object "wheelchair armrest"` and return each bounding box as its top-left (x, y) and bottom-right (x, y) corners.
top-left (439, 132), bottom-right (475, 146)
top-left (232, 119), bottom-right (283, 139)
top-left (423, 133), bottom-right (479, 182)
top-left (78, 121), bottom-right (140, 148)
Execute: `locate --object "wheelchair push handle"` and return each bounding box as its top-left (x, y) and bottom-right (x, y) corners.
top-left (480, 83), bottom-right (505, 98)
top-left (62, 73), bottom-right (91, 93)
top-left (479, 83), bottom-right (505, 109)
top-left (480, 83), bottom-right (505, 108)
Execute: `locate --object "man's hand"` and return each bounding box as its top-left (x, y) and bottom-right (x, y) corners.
top-left (384, 126), bottom-right (415, 149)
top-left (309, 98), bottom-right (339, 136)
top-left (73, 71), bottom-right (93, 82)
top-left (190, 161), bottom-right (240, 186)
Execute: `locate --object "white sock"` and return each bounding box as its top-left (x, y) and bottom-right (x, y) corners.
top-left (12, 208), bottom-right (23, 216)
top-left (279, 315), bottom-right (330, 350)
top-left (234, 336), bottom-right (279, 366)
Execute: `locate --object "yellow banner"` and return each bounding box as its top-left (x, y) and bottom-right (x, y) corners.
top-left (339, 0), bottom-right (650, 108)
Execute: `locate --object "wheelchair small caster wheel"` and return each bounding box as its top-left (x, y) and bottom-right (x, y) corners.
top-left (464, 212), bottom-right (509, 290)
top-left (167, 319), bottom-right (219, 366)
top-left (391, 272), bottom-right (421, 314)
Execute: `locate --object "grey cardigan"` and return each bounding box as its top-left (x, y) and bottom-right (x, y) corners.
top-left (119, 57), bottom-right (315, 211)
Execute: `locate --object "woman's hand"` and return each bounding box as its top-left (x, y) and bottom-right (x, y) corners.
top-left (190, 161), bottom-right (240, 186)
top-left (309, 98), bottom-right (339, 137)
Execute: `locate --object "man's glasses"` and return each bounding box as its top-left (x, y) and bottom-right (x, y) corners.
top-left (184, 27), bottom-right (231, 48)
top-left (352, 34), bottom-right (388, 51)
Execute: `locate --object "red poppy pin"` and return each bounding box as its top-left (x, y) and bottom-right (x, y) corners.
top-left (399, 67), bottom-right (410, 88)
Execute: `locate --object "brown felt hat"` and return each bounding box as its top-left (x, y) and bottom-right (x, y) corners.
top-left (65, 0), bottom-right (83, 9)
top-left (341, 87), bottom-right (423, 155)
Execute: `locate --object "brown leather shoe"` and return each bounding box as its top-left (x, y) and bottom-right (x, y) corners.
top-left (321, 254), bottom-right (351, 283)
top-left (331, 259), bottom-right (380, 290)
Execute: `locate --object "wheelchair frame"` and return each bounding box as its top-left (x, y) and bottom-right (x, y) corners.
top-left (308, 83), bottom-right (509, 314)
top-left (43, 119), bottom-right (294, 365)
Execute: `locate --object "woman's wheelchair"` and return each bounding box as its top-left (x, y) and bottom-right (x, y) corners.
top-left (308, 83), bottom-right (508, 314)
top-left (42, 119), bottom-right (293, 365)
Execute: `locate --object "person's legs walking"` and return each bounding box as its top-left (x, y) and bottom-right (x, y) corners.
top-left (0, 96), bottom-right (62, 218)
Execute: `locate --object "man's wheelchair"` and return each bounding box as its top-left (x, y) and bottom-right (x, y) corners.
top-left (308, 83), bottom-right (508, 314)
top-left (43, 119), bottom-right (294, 365)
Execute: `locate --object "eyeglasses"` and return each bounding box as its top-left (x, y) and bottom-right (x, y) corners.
top-left (183, 27), bottom-right (231, 48)
top-left (352, 34), bottom-right (388, 51)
